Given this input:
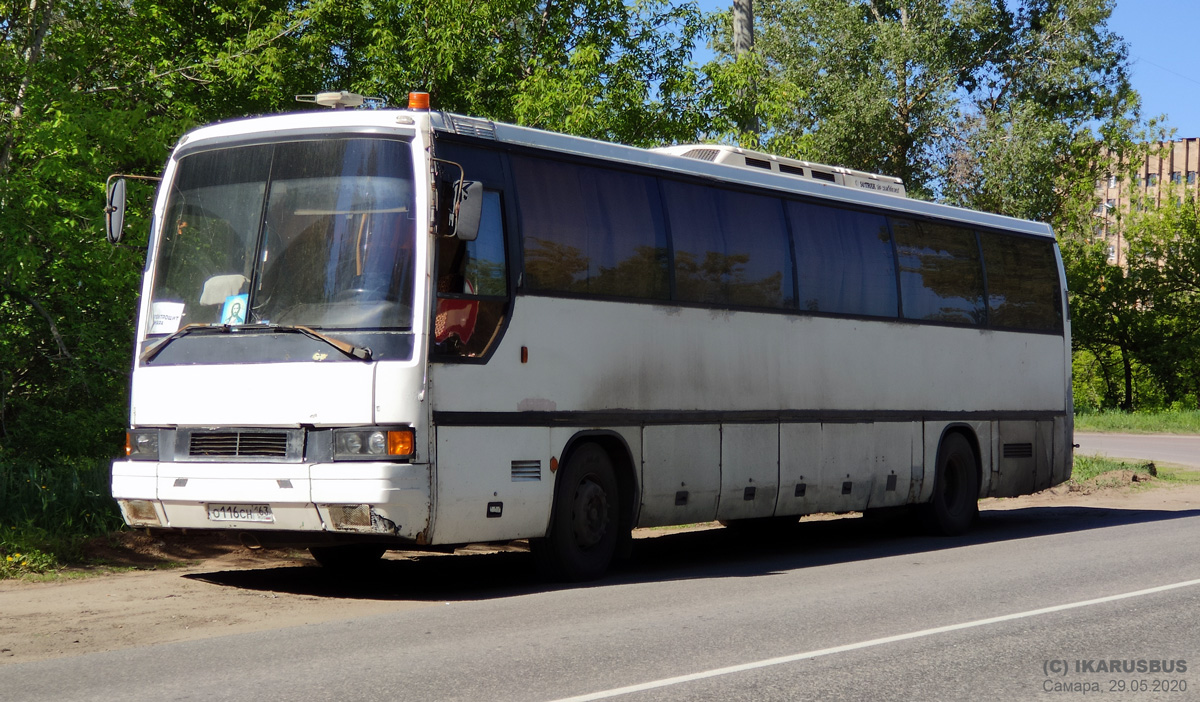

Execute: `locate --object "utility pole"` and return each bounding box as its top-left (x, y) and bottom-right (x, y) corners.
top-left (732, 0), bottom-right (758, 136)
top-left (733, 0), bottom-right (754, 56)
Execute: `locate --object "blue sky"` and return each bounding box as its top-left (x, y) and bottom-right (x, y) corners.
top-left (694, 1), bottom-right (1200, 138)
top-left (1112, 0), bottom-right (1200, 138)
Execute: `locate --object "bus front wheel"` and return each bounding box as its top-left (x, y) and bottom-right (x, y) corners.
top-left (534, 443), bottom-right (620, 581)
top-left (921, 432), bottom-right (979, 536)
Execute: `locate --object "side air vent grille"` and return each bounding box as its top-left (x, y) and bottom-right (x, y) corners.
top-left (744, 156), bottom-right (772, 169)
top-left (1003, 442), bottom-right (1034, 459)
top-left (445, 114), bottom-right (497, 139)
top-left (779, 164), bottom-right (806, 176)
top-left (180, 428), bottom-right (304, 462)
top-left (511, 460), bottom-right (542, 482)
top-left (681, 148), bottom-right (719, 162)
top-left (810, 170), bottom-right (836, 183)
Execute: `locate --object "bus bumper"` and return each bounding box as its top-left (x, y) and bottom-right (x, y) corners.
top-left (111, 460), bottom-right (431, 543)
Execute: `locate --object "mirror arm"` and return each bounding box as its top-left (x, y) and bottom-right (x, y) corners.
top-left (104, 173), bottom-right (161, 245)
top-left (104, 173), bottom-right (162, 197)
top-left (430, 157), bottom-right (467, 238)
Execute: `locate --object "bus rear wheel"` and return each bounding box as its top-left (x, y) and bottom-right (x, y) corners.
top-left (534, 443), bottom-right (620, 581)
top-left (921, 432), bottom-right (979, 536)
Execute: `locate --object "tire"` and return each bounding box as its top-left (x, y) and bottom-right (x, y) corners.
top-left (920, 432), bottom-right (979, 536)
top-left (534, 443), bottom-right (621, 581)
top-left (309, 543), bottom-right (387, 569)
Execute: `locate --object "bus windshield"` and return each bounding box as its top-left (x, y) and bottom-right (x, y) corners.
top-left (148, 138), bottom-right (416, 334)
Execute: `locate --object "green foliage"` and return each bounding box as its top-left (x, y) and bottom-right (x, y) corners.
top-left (0, 547), bottom-right (58, 577)
top-left (1, 0), bottom-right (716, 467)
top-left (275, 0), bottom-right (714, 145)
top-left (0, 456), bottom-right (123, 575)
top-left (709, 0), bottom-right (1135, 212)
top-left (1064, 163), bottom-right (1200, 411)
top-left (945, 0), bottom-right (1136, 224)
top-left (1, 0), bottom-right (718, 563)
top-left (1072, 348), bottom-right (1167, 412)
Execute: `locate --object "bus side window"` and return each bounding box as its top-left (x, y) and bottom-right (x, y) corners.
top-left (433, 190), bottom-right (508, 359)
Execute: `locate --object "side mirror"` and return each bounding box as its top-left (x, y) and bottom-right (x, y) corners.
top-left (105, 176), bottom-right (126, 244)
top-left (451, 180), bottom-right (483, 242)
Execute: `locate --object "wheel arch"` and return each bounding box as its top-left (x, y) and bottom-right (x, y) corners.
top-left (935, 422), bottom-right (984, 500)
top-left (554, 430), bottom-right (639, 541)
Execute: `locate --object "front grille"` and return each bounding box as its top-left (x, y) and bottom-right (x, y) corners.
top-left (180, 428), bottom-right (303, 462)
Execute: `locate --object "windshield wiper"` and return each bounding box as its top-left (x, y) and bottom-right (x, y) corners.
top-left (140, 323), bottom-right (230, 364)
top-left (265, 324), bottom-right (373, 361)
top-left (140, 323), bottom-right (373, 364)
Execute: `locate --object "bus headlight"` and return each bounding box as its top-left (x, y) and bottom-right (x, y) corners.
top-left (333, 427), bottom-right (414, 460)
top-left (126, 429), bottom-right (160, 461)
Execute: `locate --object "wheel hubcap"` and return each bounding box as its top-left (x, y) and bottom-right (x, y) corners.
top-left (572, 476), bottom-right (609, 548)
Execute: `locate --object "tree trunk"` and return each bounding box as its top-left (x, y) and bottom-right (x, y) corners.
top-left (0, 0), bottom-right (54, 180)
top-left (1121, 347), bottom-right (1133, 412)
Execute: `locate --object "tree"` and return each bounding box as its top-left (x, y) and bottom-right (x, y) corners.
top-left (1061, 237), bottom-right (1151, 410)
top-left (1121, 194), bottom-right (1200, 407)
top-left (943, 0), bottom-right (1137, 229)
top-left (1, 0), bottom-right (715, 461)
top-left (710, 0), bottom-right (1137, 213)
top-left (709, 0), bottom-right (990, 198)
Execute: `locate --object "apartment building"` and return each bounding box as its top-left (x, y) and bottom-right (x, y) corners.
top-left (1094, 137), bottom-right (1200, 265)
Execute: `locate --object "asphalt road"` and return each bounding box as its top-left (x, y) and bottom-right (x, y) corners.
top-left (6, 512), bottom-right (1200, 700)
top-left (1074, 432), bottom-right (1200, 468)
top-left (6, 434), bottom-right (1199, 701)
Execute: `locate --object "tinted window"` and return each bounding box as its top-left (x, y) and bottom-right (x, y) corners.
top-left (513, 156), bottom-right (669, 299)
top-left (435, 191), bottom-right (508, 358)
top-left (787, 202), bottom-right (897, 317)
top-left (891, 219), bottom-right (985, 325)
top-left (980, 233), bottom-right (1063, 331)
top-left (661, 181), bottom-right (793, 308)
top-left (435, 140), bottom-right (508, 185)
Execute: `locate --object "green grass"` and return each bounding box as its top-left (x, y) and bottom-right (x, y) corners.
top-left (1074, 410), bottom-right (1200, 435)
top-left (0, 456), bottom-right (125, 578)
top-left (1156, 463), bottom-right (1200, 486)
top-left (1071, 454), bottom-right (1155, 483)
top-left (1072, 454), bottom-right (1200, 487)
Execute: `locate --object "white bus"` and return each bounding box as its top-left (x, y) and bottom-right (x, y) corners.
top-left (109, 92), bottom-right (1072, 580)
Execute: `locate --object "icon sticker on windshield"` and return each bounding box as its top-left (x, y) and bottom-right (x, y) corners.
top-left (222, 294), bottom-right (248, 325)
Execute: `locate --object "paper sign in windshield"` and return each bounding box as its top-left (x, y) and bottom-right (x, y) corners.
top-left (222, 294), bottom-right (248, 325)
top-left (149, 302), bottom-right (185, 334)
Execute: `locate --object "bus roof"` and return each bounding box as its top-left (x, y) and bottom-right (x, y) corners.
top-left (172, 108), bottom-right (1054, 240)
top-left (431, 113), bottom-right (1054, 240)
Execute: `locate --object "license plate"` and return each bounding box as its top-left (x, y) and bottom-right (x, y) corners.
top-left (207, 503), bottom-right (274, 523)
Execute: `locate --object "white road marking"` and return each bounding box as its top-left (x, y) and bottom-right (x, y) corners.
top-left (547, 577), bottom-right (1200, 702)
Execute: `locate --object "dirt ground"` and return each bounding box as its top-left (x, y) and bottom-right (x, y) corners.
top-left (4, 470), bottom-right (1199, 666)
